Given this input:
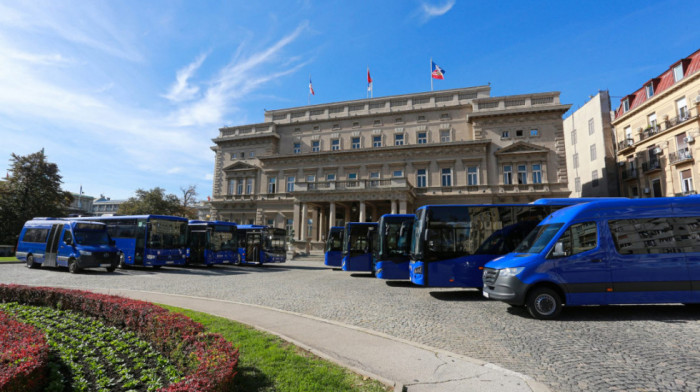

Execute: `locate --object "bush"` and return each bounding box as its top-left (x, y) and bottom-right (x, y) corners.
top-left (0, 284), bottom-right (238, 391)
top-left (0, 311), bottom-right (50, 392)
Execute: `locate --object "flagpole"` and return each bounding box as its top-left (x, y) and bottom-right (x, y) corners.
top-left (430, 57), bottom-right (433, 92)
top-left (308, 74), bottom-right (310, 105)
top-left (366, 67), bottom-right (369, 99)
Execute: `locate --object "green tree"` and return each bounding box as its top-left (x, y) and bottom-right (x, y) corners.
top-left (0, 150), bottom-right (73, 244)
top-left (117, 187), bottom-right (184, 216)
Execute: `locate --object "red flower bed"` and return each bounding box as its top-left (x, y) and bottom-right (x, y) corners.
top-left (0, 284), bottom-right (238, 391)
top-left (0, 311), bottom-right (50, 392)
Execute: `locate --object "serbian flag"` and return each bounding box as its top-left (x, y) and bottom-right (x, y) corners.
top-left (367, 68), bottom-right (372, 84)
top-left (431, 61), bottom-right (445, 80)
top-left (309, 76), bottom-right (315, 95)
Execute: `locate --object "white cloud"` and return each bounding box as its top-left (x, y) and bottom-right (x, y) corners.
top-left (163, 53), bottom-right (207, 103)
top-left (418, 0), bottom-right (456, 23)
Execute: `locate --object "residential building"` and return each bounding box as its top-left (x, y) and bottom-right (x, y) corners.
top-left (210, 86), bottom-right (571, 251)
top-left (563, 90), bottom-right (619, 197)
top-left (91, 196), bottom-right (125, 216)
top-left (612, 49), bottom-right (700, 198)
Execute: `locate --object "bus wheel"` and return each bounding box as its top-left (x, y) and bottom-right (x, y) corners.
top-left (26, 255), bottom-right (38, 269)
top-left (526, 287), bottom-right (562, 320)
top-left (68, 259), bottom-right (80, 274)
top-left (106, 266), bottom-right (116, 272)
top-left (118, 253), bottom-right (128, 269)
top-left (152, 265), bottom-right (162, 270)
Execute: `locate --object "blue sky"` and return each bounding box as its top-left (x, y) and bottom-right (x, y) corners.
top-left (1, 0), bottom-right (699, 201)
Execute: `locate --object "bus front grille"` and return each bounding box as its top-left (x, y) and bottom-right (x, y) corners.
top-left (482, 268), bottom-right (499, 286)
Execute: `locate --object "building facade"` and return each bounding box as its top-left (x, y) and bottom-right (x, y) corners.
top-left (612, 48), bottom-right (700, 198)
top-left (210, 86), bottom-right (571, 250)
top-left (563, 90), bottom-right (619, 197)
top-left (91, 196), bottom-right (125, 216)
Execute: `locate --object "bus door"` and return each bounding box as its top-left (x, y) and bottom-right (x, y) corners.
top-left (246, 232), bottom-right (261, 263)
top-left (43, 224), bottom-right (63, 267)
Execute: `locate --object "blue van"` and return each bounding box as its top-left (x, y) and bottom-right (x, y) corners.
top-left (482, 197), bottom-right (700, 319)
top-left (16, 219), bottom-right (120, 273)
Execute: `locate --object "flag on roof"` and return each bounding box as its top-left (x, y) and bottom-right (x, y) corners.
top-left (431, 61), bottom-right (445, 80)
top-left (309, 76), bottom-right (315, 95)
top-left (367, 68), bottom-right (372, 84)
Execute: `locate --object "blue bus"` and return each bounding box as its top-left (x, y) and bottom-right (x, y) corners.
top-left (236, 225), bottom-right (287, 265)
top-left (72, 215), bottom-right (188, 268)
top-left (374, 214), bottom-right (415, 280)
top-left (341, 222), bottom-right (378, 272)
top-left (324, 226), bottom-right (344, 267)
top-left (187, 220), bottom-right (238, 266)
top-left (483, 197), bottom-right (700, 319)
top-left (408, 200), bottom-right (604, 288)
top-left (17, 219), bottom-right (120, 273)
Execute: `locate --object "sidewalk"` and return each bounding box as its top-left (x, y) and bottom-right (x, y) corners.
top-left (95, 288), bottom-right (550, 392)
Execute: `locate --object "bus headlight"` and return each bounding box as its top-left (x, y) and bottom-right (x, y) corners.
top-left (81, 251), bottom-right (93, 256)
top-left (499, 267), bottom-right (524, 278)
top-left (146, 255), bottom-right (156, 260)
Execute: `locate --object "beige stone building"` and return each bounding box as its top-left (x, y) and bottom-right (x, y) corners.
top-left (612, 48), bottom-right (700, 198)
top-left (563, 90), bottom-right (619, 197)
top-left (210, 85), bottom-right (571, 250)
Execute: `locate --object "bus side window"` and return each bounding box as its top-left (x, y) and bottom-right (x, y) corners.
top-left (560, 222), bottom-right (598, 256)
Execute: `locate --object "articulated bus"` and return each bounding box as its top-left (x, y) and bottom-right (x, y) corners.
top-left (483, 197), bottom-right (700, 319)
top-left (72, 215), bottom-right (188, 268)
top-left (236, 225), bottom-right (287, 265)
top-left (373, 214), bottom-right (415, 280)
top-left (409, 199), bottom-right (611, 288)
top-left (324, 226), bottom-right (344, 267)
top-left (341, 222), bottom-right (378, 272)
top-left (187, 220), bottom-right (238, 266)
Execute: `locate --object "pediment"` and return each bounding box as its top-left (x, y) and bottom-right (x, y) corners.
top-left (494, 141), bottom-right (549, 155)
top-left (222, 161), bottom-right (259, 172)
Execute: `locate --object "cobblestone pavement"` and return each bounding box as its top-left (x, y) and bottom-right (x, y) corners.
top-left (2, 257), bottom-right (699, 391)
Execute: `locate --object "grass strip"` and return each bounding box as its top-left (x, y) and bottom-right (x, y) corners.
top-left (161, 305), bottom-right (391, 392)
top-left (0, 256), bottom-right (19, 263)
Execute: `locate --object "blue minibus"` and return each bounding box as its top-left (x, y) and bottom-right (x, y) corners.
top-left (374, 214), bottom-right (415, 280)
top-left (408, 199), bottom-right (608, 288)
top-left (483, 197), bottom-right (700, 319)
top-left (236, 225), bottom-right (287, 265)
top-left (72, 215), bottom-right (188, 268)
top-left (324, 226), bottom-right (344, 267)
top-left (187, 220), bottom-right (238, 266)
top-left (341, 222), bottom-right (378, 272)
top-left (16, 219), bottom-right (119, 273)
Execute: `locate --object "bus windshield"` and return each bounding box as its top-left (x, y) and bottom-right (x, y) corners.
top-left (148, 219), bottom-right (187, 249)
top-left (264, 229), bottom-right (286, 252)
top-left (74, 229), bottom-right (111, 246)
top-left (381, 220), bottom-right (413, 257)
top-left (326, 229), bottom-right (343, 252)
top-left (514, 223), bottom-right (564, 254)
top-left (211, 225), bottom-right (236, 251)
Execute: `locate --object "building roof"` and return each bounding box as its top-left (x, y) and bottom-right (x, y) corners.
top-left (614, 48), bottom-right (700, 120)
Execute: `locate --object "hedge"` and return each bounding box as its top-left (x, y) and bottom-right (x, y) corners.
top-left (0, 310), bottom-right (50, 392)
top-left (0, 284), bottom-right (238, 391)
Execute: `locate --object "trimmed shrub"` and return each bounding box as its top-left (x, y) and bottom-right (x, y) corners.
top-left (0, 311), bottom-right (50, 392)
top-left (0, 284), bottom-right (238, 391)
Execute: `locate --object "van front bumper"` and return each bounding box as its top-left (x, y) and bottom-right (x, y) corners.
top-left (482, 269), bottom-right (529, 306)
top-left (78, 253), bottom-right (119, 268)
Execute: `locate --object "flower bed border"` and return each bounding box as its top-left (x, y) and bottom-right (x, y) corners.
top-left (0, 284), bottom-right (238, 391)
top-left (0, 311), bottom-right (50, 392)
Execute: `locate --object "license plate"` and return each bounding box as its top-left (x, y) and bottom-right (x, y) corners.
top-left (100, 264), bottom-right (111, 267)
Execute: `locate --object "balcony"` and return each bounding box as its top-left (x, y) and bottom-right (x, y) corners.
top-left (640, 125), bottom-right (661, 141)
top-left (641, 158), bottom-right (664, 173)
top-left (618, 138), bottom-right (635, 151)
top-left (664, 113), bottom-right (691, 129)
top-left (294, 178), bottom-right (411, 192)
top-left (621, 168), bottom-right (639, 181)
top-left (669, 149), bottom-right (693, 165)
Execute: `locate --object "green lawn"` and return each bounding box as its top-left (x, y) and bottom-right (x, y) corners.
top-left (0, 256), bottom-right (19, 263)
top-left (161, 305), bottom-right (391, 392)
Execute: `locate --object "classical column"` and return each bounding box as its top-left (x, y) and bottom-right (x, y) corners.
top-left (359, 200), bottom-right (366, 222)
top-left (399, 200), bottom-right (407, 214)
top-left (391, 200), bottom-right (398, 214)
top-left (301, 203), bottom-right (308, 241)
top-left (329, 202), bottom-right (336, 228)
top-left (293, 202), bottom-right (301, 241)
top-left (317, 207), bottom-right (324, 241)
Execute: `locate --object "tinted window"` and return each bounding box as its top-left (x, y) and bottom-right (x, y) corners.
top-left (609, 217), bottom-right (698, 254)
top-left (558, 222), bottom-right (598, 255)
top-left (23, 228), bottom-right (49, 243)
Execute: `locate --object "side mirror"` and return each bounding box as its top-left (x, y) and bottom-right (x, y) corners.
top-left (552, 242), bottom-right (568, 257)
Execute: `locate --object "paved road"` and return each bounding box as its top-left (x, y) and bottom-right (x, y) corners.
top-left (2, 258), bottom-right (699, 391)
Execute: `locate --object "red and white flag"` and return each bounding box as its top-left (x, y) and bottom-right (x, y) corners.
top-left (309, 76), bottom-right (315, 95)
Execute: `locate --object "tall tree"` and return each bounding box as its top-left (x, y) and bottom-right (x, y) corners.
top-left (117, 187), bottom-right (185, 216)
top-left (0, 150), bottom-right (73, 244)
top-left (179, 185), bottom-right (198, 219)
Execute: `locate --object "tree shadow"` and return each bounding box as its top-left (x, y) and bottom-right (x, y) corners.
top-left (429, 289), bottom-right (487, 302)
top-left (230, 365), bottom-right (273, 392)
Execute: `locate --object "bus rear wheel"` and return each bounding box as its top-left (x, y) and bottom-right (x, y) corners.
top-left (526, 287), bottom-right (562, 320)
top-left (26, 255), bottom-right (38, 269)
